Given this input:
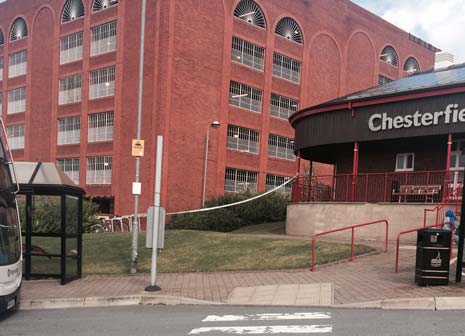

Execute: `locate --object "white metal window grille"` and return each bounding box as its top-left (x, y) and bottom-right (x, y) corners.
top-left (404, 57), bottom-right (420, 73)
top-left (380, 46), bottom-right (398, 67)
top-left (91, 21), bottom-right (117, 56)
top-left (89, 66), bottom-right (115, 99)
top-left (395, 153), bottom-right (414, 172)
top-left (224, 168), bottom-right (258, 193)
top-left (275, 17), bottom-right (302, 44)
top-left (270, 93), bottom-right (298, 119)
top-left (268, 134), bottom-right (295, 160)
top-left (8, 50), bottom-right (27, 78)
top-left (59, 74), bottom-right (82, 105)
top-left (87, 156), bottom-right (112, 184)
top-left (10, 18), bottom-right (28, 42)
top-left (7, 87), bottom-right (26, 114)
top-left (6, 125), bottom-right (24, 150)
top-left (378, 75), bottom-right (393, 85)
top-left (57, 158), bottom-right (80, 184)
top-left (60, 32), bottom-right (83, 64)
top-left (233, 0), bottom-right (266, 28)
top-left (88, 111), bottom-right (114, 142)
top-left (0, 57), bottom-right (3, 81)
top-left (273, 53), bottom-right (301, 84)
top-left (266, 174), bottom-right (292, 193)
top-left (93, 0), bottom-right (119, 12)
top-left (229, 81), bottom-right (262, 112)
top-left (62, 0), bottom-right (85, 23)
top-left (227, 124), bottom-right (260, 154)
top-left (231, 37), bottom-right (264, 71)
top-left (57, 116), bottom-right (80, 145)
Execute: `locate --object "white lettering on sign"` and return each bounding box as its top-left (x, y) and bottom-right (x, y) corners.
top-left (368, 104), bottom-right (465, 132)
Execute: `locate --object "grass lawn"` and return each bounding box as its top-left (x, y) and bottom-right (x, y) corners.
top-left (232, 222), bottom-right (286, 235)
top-left (28, 230), bottom-right (375, 275)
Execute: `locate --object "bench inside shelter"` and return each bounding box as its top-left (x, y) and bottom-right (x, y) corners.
top-left (392, 184), bottom-right (442, 203)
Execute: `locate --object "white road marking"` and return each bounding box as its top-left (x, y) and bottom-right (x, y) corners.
top-left (188, 325), bottom-right (333, 334)
top-left (202, 312), bottom-right (331, 322)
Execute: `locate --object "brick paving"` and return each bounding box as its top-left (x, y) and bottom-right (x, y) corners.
top-left (21, 244), bottom-right (465, 305)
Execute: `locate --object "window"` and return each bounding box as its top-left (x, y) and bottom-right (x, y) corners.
top-left (91, 21), bottom-right (117, 56)
top-left (233, 0), bottom-right (266, 28)
top-left (404, 57), bottom-right (420, 74)
top-left (6, 125), bottom-right (24, 150)
top-left (89, 66), bottom-right (115, 99)
top-left (0, 29), bottom-right (4, 46)
top-left (57, 116), bottom-right (80, 145)
top-left (62, 0), bottom-right (85, 23)
top-left (0, 94), bottom-right (2, 113)
top-left (275, 17), bottom-right (302, 44)
top-left (231, 37), bottom-right (264, 71)
top-left (229, 81), bottom-right (262, 112)
top-left (395, 153), bottom-right (414, 172)
top-left (224, 168), bottom-right (258, 193)
top-left (60, 32), bottom-right (83, 64)
top-left (59, 74), bottom-right (82, 105)
top-left (271, 93), bottom-right (298, 119)
top-left (268, 134), bottom-right (295, 160)
top-left (57, 158), bottom-right (80, 184)
top-left (266, 174), bottom-right (292, 193)
top-left (8, 87), bottom-right (26, 114)
top-left (227, 124), bottom-right (260, 154)
top-left (273, 53), bottom-right (301, 84)
top-left (10, 18), bottom-right (28, 42)
top-left (378, 75), bottom-right (393, 85)
top-left (88, 111), bottom-right (114, 142)
top-left (380, 46), bottom-right (398, 67)
top-left (93, 0), bottom-right (119, 12)
top-left (87, 156), bottom-right (112, 184)
top-left (9, 50), bottom-right (27, 78)
top-left (0, 57), bottom-right (3, 81)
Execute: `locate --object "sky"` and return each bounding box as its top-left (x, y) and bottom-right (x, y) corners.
top-left (352, 0), bottom-right (465, 63)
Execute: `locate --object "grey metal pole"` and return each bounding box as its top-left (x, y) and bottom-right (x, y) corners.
top-left (146, 136), bottom-right (163, 291)
top-left (130, 0), bottom-right (147, 274)
top-left (201, 126), bottom-right (211, 208)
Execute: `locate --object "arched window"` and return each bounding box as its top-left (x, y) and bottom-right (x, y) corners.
top-left (0, 29), bottom-right (4, 45)
top-left (93, 0), bottom-right (119, 12)
top-left (62, 0), bottom-right (85, 23)
top-left (380, 46), bottom-right (398, 67)
top-left (403, 57), bottom-right (420, 73)
top-left (275, 17), bottom-right (302, 44)
top-left (10, 18), bottom-right (28, 41)
top-left (233, 0), bottom-right (266, 28)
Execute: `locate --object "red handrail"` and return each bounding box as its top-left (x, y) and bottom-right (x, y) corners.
top-left (395, 223), bottom-right (453, 273)
top-left (311, 219), bottom-right (388, 272)
top-left (423, 183), bottom-right (462, 227)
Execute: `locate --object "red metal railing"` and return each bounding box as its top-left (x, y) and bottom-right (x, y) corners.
top-left (292, 170), bottom-right (458, 204)
top-left (311, 219), bottom-right (388, 272)
top-left (395, 223), bottom-right (453, 273)
top-left (423, 183), bottom-right (462, 227)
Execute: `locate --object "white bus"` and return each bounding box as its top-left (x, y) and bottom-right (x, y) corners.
top-left (0, 118), bottom-right (21, 314)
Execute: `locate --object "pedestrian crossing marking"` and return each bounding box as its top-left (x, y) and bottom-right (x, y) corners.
top-left (189, 325), bottom-right (333, 334)
top-left (203, 312), bottom-right (331, 322)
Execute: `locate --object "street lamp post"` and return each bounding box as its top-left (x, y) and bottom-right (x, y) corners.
top-left (202, 121), bottom-right (220, 207)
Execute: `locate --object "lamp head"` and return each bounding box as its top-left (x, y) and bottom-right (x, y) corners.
top-left (210, 121), bottom-right (221, 128)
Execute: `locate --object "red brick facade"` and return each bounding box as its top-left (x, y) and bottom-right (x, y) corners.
top-left (0, 0), bottom-right (436, 214)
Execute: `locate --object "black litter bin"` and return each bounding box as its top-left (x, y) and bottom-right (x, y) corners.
top-left (415, 228), bottom-right (451, 286)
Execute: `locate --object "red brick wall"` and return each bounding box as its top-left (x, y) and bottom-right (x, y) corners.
top-left (0, 0), bottom-right (437, 215)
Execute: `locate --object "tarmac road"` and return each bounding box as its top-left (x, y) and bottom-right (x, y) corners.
top-left (1, 305), bottom-right (465, 336)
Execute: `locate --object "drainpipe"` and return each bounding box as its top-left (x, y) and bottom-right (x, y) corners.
top-left (351, 142), bottom-right (359, 202)
top-left (446, 134), bottom-right (452, 185)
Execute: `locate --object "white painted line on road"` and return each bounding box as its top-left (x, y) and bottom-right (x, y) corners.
top-left (202, 312), bottom-right (331, 322)
top-left (189, 325), bottom-right (333, 334)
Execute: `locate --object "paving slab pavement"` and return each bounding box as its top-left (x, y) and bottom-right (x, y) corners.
top-left (19, 242), bottom-right (465, 310)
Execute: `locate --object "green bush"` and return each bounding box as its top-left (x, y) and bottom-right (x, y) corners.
top-left (17, 197), bottom-right (99, 234)
top-left (168, 191), bottom-right (289, 232)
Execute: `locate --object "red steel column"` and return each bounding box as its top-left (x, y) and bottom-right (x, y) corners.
top-left (351, 142), bottom-right (359, 201)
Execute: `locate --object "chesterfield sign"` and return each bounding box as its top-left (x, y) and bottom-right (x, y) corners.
top-left (368, 103), bottom-right (465, 132)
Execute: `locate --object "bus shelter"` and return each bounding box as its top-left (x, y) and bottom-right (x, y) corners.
top-left (16, 162), bottom-right (85, 284)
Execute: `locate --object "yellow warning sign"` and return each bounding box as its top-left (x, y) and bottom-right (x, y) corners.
top-left (132, 139), bottom-right (145, 157)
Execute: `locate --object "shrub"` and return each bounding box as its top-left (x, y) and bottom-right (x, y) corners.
top-left (168, 191), bottom-right (289, 232)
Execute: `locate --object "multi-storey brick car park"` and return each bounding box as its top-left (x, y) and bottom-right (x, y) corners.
top-left (0, 0), bottom-right (437, 214)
